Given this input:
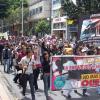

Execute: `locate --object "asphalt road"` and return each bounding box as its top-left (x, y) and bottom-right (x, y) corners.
top-left (0, 65), bottom-right (100, 100)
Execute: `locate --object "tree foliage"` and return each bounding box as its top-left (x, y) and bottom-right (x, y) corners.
top-left (62, 0), bottom-right (100, 18)
top-left (35, 19), bottom-right (50, 36)
top-left (4, 0), bottom-right (28, 25)
top-left (0, 0), bottom-right (9, 18)
top-left (8, 0), bottom-right (28, 10)
top-left (0, 0), bottom-right (29, 34)
top-left (0, 0), bottom-right (28, 19)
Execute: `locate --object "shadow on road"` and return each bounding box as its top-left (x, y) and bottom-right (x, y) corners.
top-left (71, 96), bottom-right (100, 100)
top-left (21, 97), bottom-right (31, 100)
top-left (25, 88), bottom-right (44, 94)
top-left (48, 96), bottom-right (54, 100)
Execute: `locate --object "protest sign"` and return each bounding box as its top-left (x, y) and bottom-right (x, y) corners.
top-left (51, 55), bottom-right (100, 91)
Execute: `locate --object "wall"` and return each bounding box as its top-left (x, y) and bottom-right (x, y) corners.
top-left (29, 0), bottom-right (51, 20)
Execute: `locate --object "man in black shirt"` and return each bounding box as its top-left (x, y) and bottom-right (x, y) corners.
top-left (2, 44), bottom-right (12, 73)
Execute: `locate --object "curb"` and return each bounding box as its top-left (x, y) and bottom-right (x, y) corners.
top-left (0, 70), bottom-right (19, 100)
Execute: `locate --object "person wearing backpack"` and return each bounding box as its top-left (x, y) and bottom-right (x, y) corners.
top-left (2, 44), bottom-right (12, 73)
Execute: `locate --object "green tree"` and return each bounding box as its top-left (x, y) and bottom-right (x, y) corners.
top-left (1, 0), bottom-right (29, 34)
top-left (62, 0), bottom-right (100, 18)
top-left (8, 0), bottom-right (28, 10)
top-left (35, 19), bottom-right (50, 37)
top-left (0, 0), bottom-right (28, 19)
top-left (0, 0), bottom-right (9, 18)
top-left (7, 0), bottom-right (28, 22)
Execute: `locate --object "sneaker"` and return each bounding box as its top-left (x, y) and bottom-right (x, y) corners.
top-left (74, 90), bottom-right (78, 93)
top-left (67, 95), bottom-right (71, 99)
top-left (61, 91), bottom-right (63, 94)
top-left (13, 79), bottom-right (17, 83)
top-left (46, 96), bottom-right (52, 100)
top-left (21, 91), bottom-right (25, 96)
top-left (62, 94), bottom-right (71, 99)
top-left (35, 89), bottom-right (39, 92)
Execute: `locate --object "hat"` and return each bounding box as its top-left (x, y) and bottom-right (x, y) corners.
top-left (63, 47), bottom-right (73, 55)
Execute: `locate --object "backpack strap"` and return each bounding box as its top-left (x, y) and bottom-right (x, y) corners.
top-left (23, 58), bottom-right (32, 74)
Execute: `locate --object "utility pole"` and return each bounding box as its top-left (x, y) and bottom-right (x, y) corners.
top-left (51, 0), bottom-right (53, 35)
top-left (2, 20), bottom-right (3, 33)
top-left (22, 0), bottom-right (24, 37)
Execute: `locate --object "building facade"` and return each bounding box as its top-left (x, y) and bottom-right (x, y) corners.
top-left (51, 0), bottom-right (78, 40)
top-left (27, 0), bottom-right (51, 37)
top-left (51, 0), bottom-right (68, 39)
top-left (28, 0), bottom-right (51, 21)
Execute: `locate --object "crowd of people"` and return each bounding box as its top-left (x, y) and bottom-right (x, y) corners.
top-left (0, 35), bottom-right (100, 100)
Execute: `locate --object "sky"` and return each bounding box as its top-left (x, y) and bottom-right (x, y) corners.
top-left (71, 0), bottom-right (77, 5)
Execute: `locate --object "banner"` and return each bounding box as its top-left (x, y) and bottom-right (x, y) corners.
top-left (51, 55), bottom-right (100, 91)
top-left (80, 18), bottom-right (100, 40)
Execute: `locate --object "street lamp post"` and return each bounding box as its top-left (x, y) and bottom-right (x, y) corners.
top-left (22, 0), bottom-right (24, 37)
top-left (2, 20), bottom-right (3, 33)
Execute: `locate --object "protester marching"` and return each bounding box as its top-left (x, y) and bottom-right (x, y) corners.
top-left (0, 34), bottom-right (100, 100)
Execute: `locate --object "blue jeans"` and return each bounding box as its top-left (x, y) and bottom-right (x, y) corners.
top-left (3, 59), bottom-right (10, 73)
top-left (43, 74), bottom-right (50, 99)
top-left (96, 68), bottom-right (100, 94)
top-left (97, 87), bottom-right (100, 94)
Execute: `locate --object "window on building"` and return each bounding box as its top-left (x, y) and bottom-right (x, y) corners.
top-left (61, 22), bottom-right (66, 28)
top-left (69, 25), bottom-right (78, 32)
top-left (36, 8), bottom-right (39, 14)
top-left (60, 9), bottom-right (66, 17)
top-left (32, 9), bottom-right (35, 15)
top-left (39, 6), bottom-right (43, 13)
top-left (53, 0), bottom-right (60, 5)
top-left (61, 0), bottom-right (65, 6)
top-left (29, 6), bottom-right (43, 16)
top-left (53, 23), bottom-right (60, 29)
top-left (53, 9), bottom-right (60, 18)
top-left (29, 10), bottom-right (33, 16)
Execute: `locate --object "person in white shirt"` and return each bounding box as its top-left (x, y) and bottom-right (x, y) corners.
top-left (19, 48), bottom-right (36, 100)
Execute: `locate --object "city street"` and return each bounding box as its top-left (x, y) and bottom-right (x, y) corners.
top-left (0, 0), bottom-right (100, 100)
top-left (0, 65), bottom-right (100, 100)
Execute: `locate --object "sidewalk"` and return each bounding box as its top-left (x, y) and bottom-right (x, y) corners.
top-left (0, 83), bottom-right (10, 100)
top-left (0, 70), bottom-right (17, 100)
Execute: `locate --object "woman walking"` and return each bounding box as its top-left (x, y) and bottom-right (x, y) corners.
top-left (42, 51), bottom-right (50, 100)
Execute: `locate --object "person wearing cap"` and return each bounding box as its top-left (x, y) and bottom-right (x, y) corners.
top-left (63, 43), bottom-right (73, 55)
